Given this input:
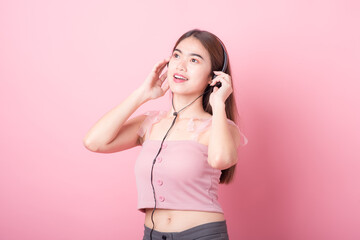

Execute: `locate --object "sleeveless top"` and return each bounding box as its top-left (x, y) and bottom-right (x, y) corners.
top-left (134, 110), bottom-right (248, 213)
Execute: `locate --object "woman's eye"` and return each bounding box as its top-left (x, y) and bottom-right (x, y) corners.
top-left (173, 53), bottom-right (179, 58)
top-left (191, 58), bottom-right (199, 63)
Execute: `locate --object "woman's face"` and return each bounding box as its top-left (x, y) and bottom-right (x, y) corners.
top-left (167, 36), bottom-right (212, 95)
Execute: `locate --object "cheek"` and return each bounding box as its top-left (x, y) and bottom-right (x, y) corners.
top-left (168, 58), bottom-right (178, 67)
top-left (192, 66), bottom-right (211, 79)
top-left (167, 71), bottom-right (173, 81)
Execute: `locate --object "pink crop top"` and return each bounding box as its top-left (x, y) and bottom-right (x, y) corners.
top-left (134, 110), bottom-right (248, 213)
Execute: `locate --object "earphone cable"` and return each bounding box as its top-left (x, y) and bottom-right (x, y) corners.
top-left (149, 87), bottom-right (214, 240)
top-left (149, 110), bottom-right (177, 239)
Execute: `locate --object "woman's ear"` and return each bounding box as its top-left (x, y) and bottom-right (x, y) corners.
top-left (208, 75), bottom-right (213, 85)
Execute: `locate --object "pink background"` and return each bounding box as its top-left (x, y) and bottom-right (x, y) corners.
top-left (1, 0), bottom-right (359, 239)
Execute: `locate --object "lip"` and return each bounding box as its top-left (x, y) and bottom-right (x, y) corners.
top-left (173, 73), bottom-right (188, 83)
top-left (174, 73), bottom-right (188, 79)
top-left (173, 77), bottom-right (187, 83)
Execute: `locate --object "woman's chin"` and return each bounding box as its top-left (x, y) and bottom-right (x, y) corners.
top-left (170, 89), bottom-right (205, 97)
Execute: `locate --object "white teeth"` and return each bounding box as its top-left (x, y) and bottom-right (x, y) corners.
top-left (174, 75), bottom-right (187, 80)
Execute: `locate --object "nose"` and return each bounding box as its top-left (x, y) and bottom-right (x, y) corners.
top-left (175, 59), bottom-right (186, 71)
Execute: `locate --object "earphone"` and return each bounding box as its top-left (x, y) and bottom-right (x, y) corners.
top-left (212, 40), bottom-right (228, 85)
top-left (148, 39), bottom-right (228, 240)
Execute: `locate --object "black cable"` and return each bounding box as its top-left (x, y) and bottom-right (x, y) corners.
top-left (149, 106), bottom-right (177, 239)
top-left (149, 37), bottom-right (227, 239)
top-left (149, 86), bottom-right (216, 240)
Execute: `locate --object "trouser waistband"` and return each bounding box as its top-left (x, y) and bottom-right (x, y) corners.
top-left (143, 220), bottom-right (228, 240)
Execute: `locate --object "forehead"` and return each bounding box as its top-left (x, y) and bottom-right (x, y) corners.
top-left (175, 37), bottom-right (210, 60)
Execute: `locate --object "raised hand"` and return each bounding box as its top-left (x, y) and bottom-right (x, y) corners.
top-left (139, 57), bottom-right (170, 101)
top-left (209, 71), bottom-right (233, 107)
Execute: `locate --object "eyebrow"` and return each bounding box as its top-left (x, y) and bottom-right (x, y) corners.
top-left (174, 48), bottom-right (204, 60)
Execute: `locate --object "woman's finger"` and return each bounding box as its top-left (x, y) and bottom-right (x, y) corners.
top-left (213, 71), bottom-right (231, 80)
top-left (210, 76), bottom-right (223, 86)
top-left (213, 70), bottom-right (227, 75)
top-left (158, 57), bottom-right (170, 73)
top-left (211, 76), bottom-right (231, 89)
top-left (213, 74), bottom-right (231, 85)
top-left (159, 70), bottom-right (168, 82)
top-left (153, 58), bottom-right (170, 73)
top-left (152, 59), bottom-right (166, 72)
top-left (161, 79), bottom-right (169, 93)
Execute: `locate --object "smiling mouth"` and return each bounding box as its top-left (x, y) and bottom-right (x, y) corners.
top-left (173, 74), bottom-right (188, 81)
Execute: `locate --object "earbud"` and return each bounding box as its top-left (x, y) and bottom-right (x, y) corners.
top-left (209, 81), bottom-right (221, 89)
top-left (214, 81), bottom-right (222, 88)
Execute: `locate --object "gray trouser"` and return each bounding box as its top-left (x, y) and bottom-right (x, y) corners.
top-left (142, 220), bottom-right (229, 240)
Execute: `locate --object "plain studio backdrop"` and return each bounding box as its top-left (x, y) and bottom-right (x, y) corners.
top-left (0, 0), bottom-right (359, 239)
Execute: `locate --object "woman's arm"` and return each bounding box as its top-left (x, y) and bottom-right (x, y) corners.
top-left (207, 101), bottom-right (241, 170)
top-left (207, 70), bottom-right (242, 169)
top-left (82, 88), bottom-right (149, 153)
top-left (83, 58), bottom-right (170, 153)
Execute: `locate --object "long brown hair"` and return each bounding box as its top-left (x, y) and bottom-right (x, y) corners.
top-left (171, 29), bottom-right (241, 184)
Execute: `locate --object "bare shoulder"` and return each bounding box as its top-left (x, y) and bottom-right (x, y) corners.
top-left (204, 118), bottom-right (242, 148)
top-left (129, 112), bottom-right (149, 146)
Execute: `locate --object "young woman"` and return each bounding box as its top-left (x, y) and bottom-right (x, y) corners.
top-left (83, 29), bottom-right (248, 240)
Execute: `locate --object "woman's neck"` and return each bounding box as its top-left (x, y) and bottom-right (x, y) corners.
top-left (168, 93), bottom-right (211, 119)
